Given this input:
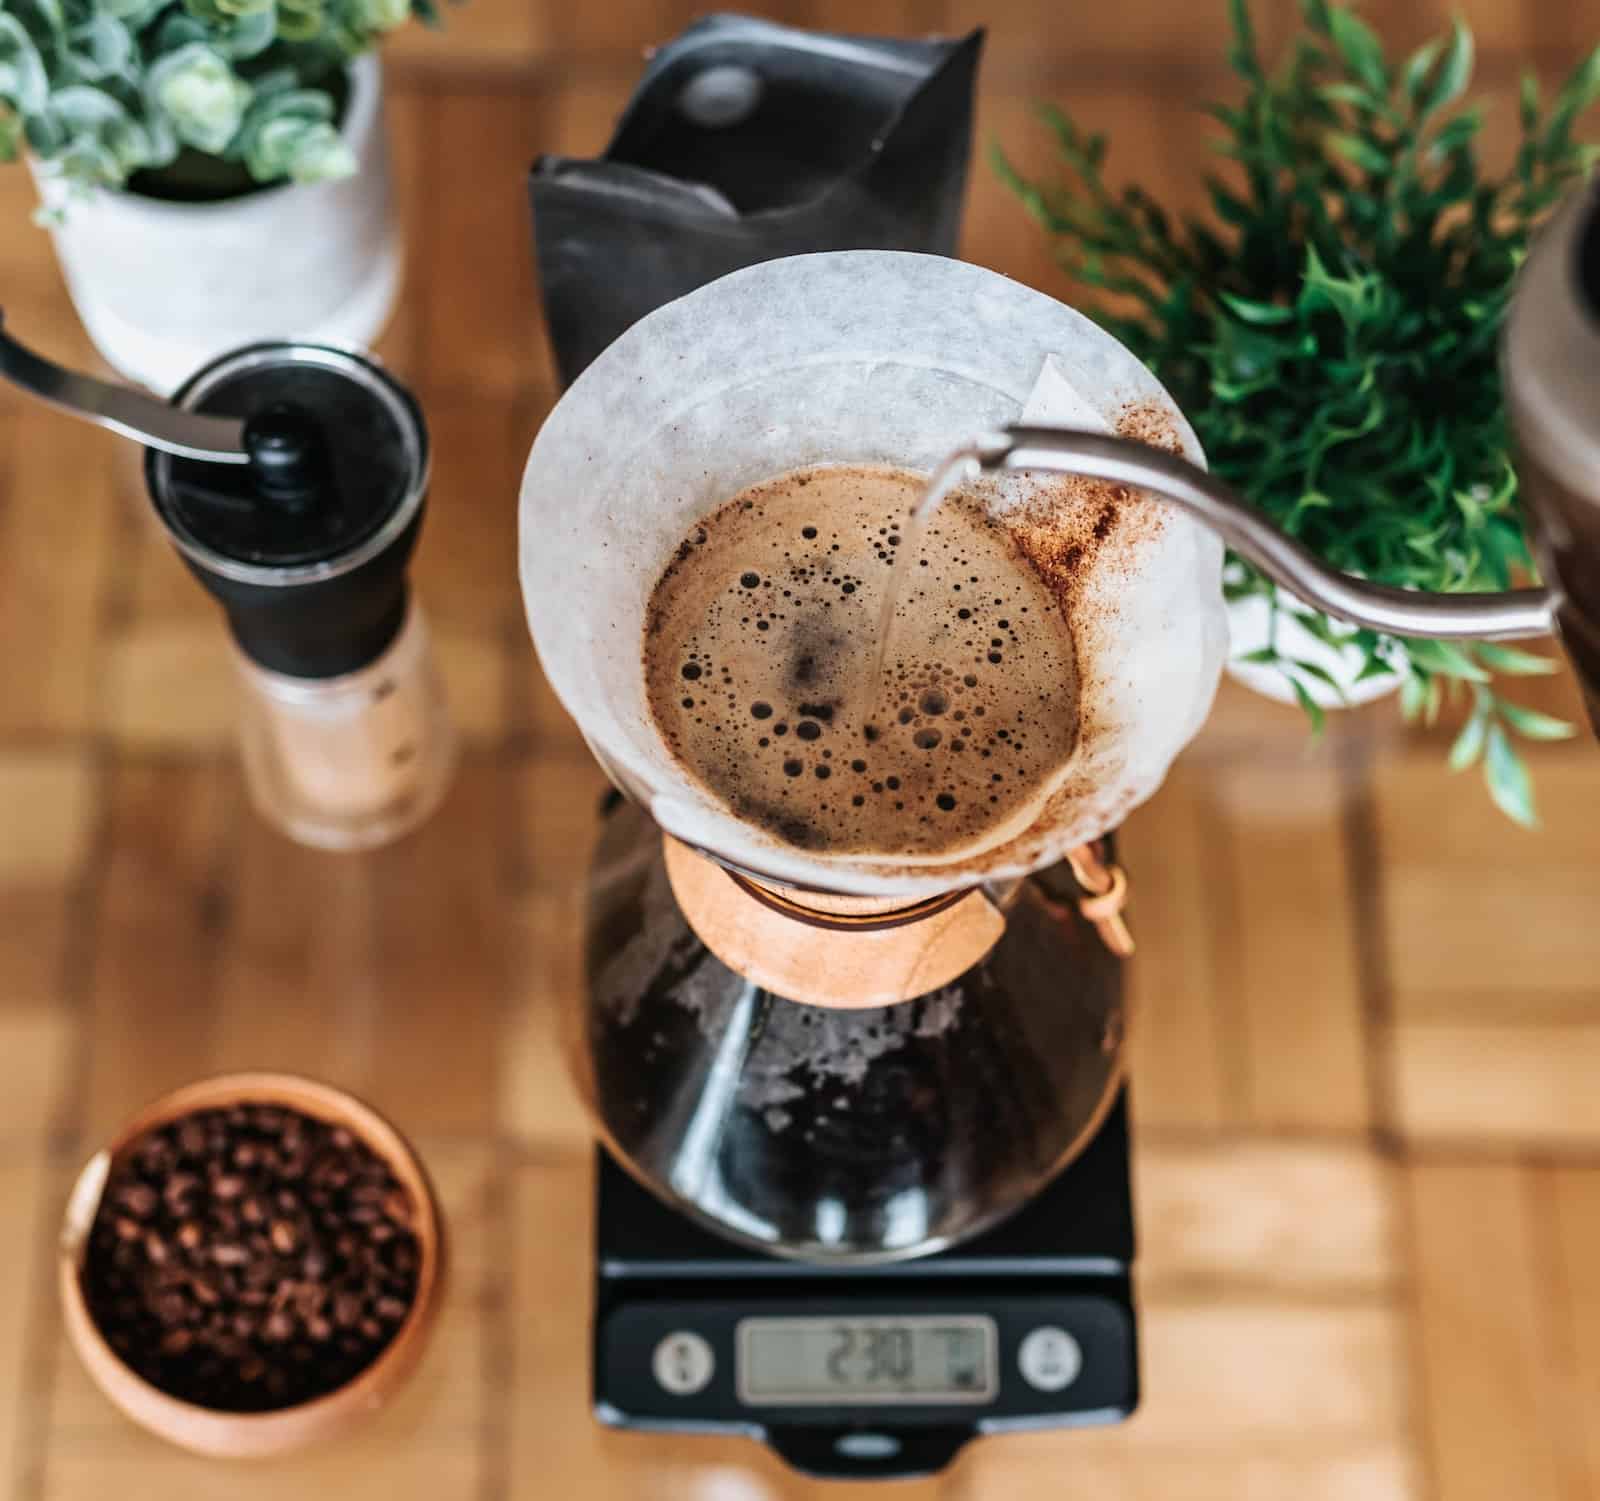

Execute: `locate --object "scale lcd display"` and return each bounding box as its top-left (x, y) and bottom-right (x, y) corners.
top-left (737, 1316), bottom-right (997, 1406)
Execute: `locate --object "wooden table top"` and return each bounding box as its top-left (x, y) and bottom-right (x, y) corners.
top-left (3, 2), bottom-right (1600, 1496)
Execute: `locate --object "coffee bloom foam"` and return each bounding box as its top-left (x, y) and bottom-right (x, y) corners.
top-left (645, 465), bottom-right (1078, 857)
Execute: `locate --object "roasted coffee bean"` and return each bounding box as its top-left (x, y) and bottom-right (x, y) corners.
top-left (116, 1183), bottom-right (159, 1219)
top-left (154, 1291), bottom-right (186, 1326)
top-left (83, 1105), bottom-right (420, 1413)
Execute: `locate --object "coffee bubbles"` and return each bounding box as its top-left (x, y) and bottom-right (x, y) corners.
top-left (643, 465), bottom-right (1078, 856)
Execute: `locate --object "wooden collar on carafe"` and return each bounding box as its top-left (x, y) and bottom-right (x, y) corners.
top-left (662, 835), bottom-right (1134, 1010)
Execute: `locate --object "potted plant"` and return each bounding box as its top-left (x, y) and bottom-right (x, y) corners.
top-left (0, 0), bottom-right (446, 393)
top-left (997, 0), bottom-right (1599, 824)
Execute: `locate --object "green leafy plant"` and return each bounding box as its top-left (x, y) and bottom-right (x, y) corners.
top-left (0, 0), bottom-right (448, 203)
top-left (997, 0), bottom-right (1600, 825)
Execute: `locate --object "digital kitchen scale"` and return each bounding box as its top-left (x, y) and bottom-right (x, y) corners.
top-left (594, 1094), bottom-right (1137, 1480)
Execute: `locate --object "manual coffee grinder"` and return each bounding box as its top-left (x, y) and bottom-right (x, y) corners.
top-left (521, 13), bottom-right (1242, 1459)
top-left (0, 319), bottom-right (455, 849)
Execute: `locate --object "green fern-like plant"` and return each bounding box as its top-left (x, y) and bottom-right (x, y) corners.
top-left (997, 0), bottom-right (1600, 825)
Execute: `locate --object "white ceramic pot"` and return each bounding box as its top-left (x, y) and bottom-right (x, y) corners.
top-left (1225, 588), bottom-right (1407, 708)
top-left (30, 53), bottom-right (400, 395)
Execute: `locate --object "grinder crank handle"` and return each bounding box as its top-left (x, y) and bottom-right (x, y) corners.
top-left (0, 308), bottom-right (250, 464)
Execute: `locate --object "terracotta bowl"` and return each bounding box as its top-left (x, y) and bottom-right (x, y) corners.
top-left (59, 1073), bottom-right (445, 1458)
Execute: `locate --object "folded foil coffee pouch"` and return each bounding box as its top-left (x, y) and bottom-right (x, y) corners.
top-left (528, 14), bottom-right (983, 386)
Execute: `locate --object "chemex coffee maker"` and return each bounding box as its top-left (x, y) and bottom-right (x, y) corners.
top-left (519, 14), bottom-right (1600, 1484)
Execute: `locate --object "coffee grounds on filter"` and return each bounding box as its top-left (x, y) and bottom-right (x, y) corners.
top-left (82, 1105), bottom-right (420, 1412)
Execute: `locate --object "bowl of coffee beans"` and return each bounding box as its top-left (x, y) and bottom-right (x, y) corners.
top-left (59, 1074), bottom-right (444, 1457)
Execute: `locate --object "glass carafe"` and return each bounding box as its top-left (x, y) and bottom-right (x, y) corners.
top-left (576, 801), bottom-right (1126, 1261)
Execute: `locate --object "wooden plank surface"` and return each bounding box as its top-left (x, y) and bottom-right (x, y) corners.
top-left (5, 8), bottom-right (1600, 1499)
top-left (1407, 1161), bottom-right (1580, 1501)
top-left (0, 422), bottom-right (118, 737)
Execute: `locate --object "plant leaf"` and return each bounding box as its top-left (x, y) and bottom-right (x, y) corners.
top-left (1401, 37), bottom-right (1442, 104)
top-left (1475, 641), bottom-right (1559, 676)
top-left (1405, 639), bottom-right (1491, 682)
top-left (1219, 291), bottom-right (1295, 324)
top-left (1330, 131), bottom-right (1390, 173)
top-left (1400, 673), bottom-right (1428, 723)
top-left (0, 13), bottom-right (51, 116)
top-left (1289, 673), bottom-right (1327, 736)
top-left (1328, 6), bottom-right (1388, 93)
top-left (66, 15), bottom-right (134, 81)
top-left (1519, 70), bottom-right (1540, 131)
top-left (1485, 721), bottom-right (1538, 827)
top-left (1498, 701), bottom-right (1577, 740)
top-left (1420, 19), bottom-right (1474, 117)
top-left (1448, 708), bottom-right (1487, 770)
top-left (1292, 656), bottom-right (1352, 705)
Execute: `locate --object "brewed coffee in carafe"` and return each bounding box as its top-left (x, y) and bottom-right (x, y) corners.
top-left (520, 249), bottom-right (1226, 1257)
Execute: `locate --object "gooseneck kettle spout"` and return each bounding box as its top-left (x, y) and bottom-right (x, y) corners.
top-left (956, 427), bottom-right (1555, 642)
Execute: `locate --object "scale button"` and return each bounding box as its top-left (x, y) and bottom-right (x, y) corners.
top-left (836, 1433), bottom-right (902, 1460)
top-left (652, 1331), bottom-right (715, 1396)
top-left (1017, 1326), bottom-right (1083, 1392)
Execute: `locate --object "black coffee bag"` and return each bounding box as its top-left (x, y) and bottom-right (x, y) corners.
top-left (528, 14), bottom-right (983, 387)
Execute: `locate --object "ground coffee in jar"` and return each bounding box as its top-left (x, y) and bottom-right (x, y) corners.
top-left (81, 1104), bottom-right (420, 1412)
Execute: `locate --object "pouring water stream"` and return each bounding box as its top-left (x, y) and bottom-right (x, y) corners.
top-left (867, 449), bottom-right (987, 697)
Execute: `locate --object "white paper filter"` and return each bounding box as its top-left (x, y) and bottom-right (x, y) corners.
top-left (519, 251), bottom-right (1225, 895)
